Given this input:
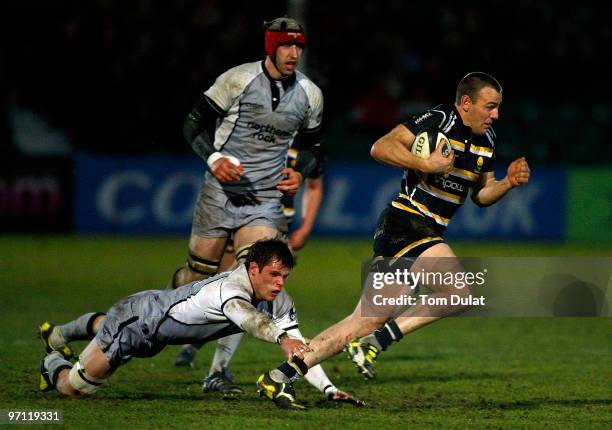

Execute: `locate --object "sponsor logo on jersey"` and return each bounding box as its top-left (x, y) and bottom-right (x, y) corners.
top-left (434, 175), bottom-right (465, 192)
top-left (414, 112), bottom-right (433, 125)
top-left (248, 122), bottom-right (292, 143)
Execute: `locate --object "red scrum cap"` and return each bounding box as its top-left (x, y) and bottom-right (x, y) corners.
top-left (264, 17), bottom-right (306, 59)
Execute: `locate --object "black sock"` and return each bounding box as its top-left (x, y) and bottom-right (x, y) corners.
top-left (277, 362), bottom-right (299, 382)
top-left (276, 356), bottom-right (308, 383)
top-left (373, 319), bottom-right (404, 351)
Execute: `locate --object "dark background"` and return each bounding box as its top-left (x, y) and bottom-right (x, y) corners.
top-left (2, 0), bottom-right (611, 164)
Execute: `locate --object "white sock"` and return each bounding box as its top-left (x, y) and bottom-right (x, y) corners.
top-left (209, 333), bottom-right (243, 374)
top-left (270, 369), bottom-right (290, 383)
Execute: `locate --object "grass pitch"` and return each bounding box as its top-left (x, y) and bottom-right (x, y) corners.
top-left (0, 236), bottom-right (610, 429)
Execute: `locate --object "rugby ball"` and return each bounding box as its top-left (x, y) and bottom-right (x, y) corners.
top-left (411, 130), bottom-right (452, 159)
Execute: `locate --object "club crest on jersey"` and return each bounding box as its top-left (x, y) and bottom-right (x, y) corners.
top-left (475, 156), bottom-right (484, 172)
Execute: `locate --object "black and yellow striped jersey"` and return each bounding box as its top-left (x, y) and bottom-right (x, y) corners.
top-left (392, 104), bottom-right (497, 229)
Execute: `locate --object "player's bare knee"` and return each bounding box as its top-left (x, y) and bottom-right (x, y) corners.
top-left (91, 314), bottom-right (106, 334)
top-left (55, 368), bottom-right (80, 397)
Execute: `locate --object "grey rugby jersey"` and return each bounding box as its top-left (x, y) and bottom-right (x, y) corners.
top-left (204, 60), bottom-right (323, 198)
top-left (150, 265), bottom-right (298, 345)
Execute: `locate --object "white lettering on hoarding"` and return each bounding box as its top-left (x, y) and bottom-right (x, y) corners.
top-left (153, 173), bottom-right (200, 226)
top-left (96, 170), bottom-right (200, 227)
top-left (97, 172), bottom-right (150, 224)
top-left (455, 182), bottom-right (540, 234)
top-left (89, 163), bottom-right (545, 237)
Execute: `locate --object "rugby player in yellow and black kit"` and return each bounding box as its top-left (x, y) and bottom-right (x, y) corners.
top-left (256, 72), bottom-right (531, 409)
top-left (376, 82), bottom-right (500, 258)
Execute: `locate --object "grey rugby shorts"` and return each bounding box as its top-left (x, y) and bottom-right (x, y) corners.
top-left (94, 292), bottom-right (162, 368)
top-left (191, 182), bottom-right (288, 238)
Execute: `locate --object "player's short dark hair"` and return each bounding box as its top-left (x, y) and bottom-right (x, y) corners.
top-left (455, 72), bottom-right (502, 104)
top-left (245, 239), bottom-right (295, 270)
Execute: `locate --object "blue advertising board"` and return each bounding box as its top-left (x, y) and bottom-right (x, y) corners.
top-left (75, 154), bottom-right (202, 233)
top-left (314, 163), bottom-right (566, 240)
top-left (444, 167), bottom-right (566, 240)
top-left (74, 154), bottom-right (565, 239)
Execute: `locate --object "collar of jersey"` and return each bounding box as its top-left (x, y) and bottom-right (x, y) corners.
top-left (451, 104), bottom-right (476, 139)
top-left (261, 59), bottom-right (296, 90)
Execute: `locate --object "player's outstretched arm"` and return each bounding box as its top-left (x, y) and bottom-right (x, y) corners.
top-left (471, 157), bottom-right (531, 207)
top-left (223, 299), bottom-right (310, 360)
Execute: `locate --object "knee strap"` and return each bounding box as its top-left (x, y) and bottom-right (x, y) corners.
top-left (234, 244), bottom-right (252, 264)
top-left (68, 361), bottom-right (106, 394)
top-left (187, 252), bottom-right (220, 276)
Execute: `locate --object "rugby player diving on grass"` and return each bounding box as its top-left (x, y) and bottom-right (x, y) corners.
top-left (256, 72), bottom-right (531, 409)
top-left (37, 239), bottom-right (362, 406)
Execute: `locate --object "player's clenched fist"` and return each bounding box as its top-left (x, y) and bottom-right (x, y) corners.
top-left (423, 144), bottom-right (455, 175)
top-left (276, 168), bottom-right (303, 196)
top-left (506, 156), bottom-right (530, 187)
